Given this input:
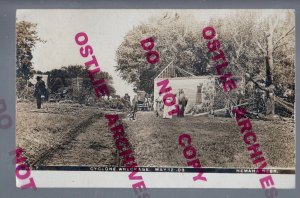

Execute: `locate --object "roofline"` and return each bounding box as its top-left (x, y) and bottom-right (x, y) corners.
top-left (154, 75), bottom-right (243, 80)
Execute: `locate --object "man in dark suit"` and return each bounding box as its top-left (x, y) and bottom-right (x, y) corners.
top-left (33, 76), bottom-right (47, 109)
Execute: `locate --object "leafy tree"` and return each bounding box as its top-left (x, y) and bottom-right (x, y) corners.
top-left (47, 69), bottom-right (68, 92)
top-left (50, 78), bottom-right (64, 93)
top-left (16, 21), bottom-right (45, 84)
top-left (47, 65), bottom-right (116, 100)
top-left (93, 71), bottom-right (116, 98)
top-left (61, 65), bottom-right (86, 78)
top-left (116, 12), bottom-right (208, 93)
top-left (207, 11), bottom-right (295, 116)
top-left (245, 11), bottom-right (295, 115)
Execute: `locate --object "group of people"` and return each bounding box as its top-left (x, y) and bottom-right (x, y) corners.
top-left (33, 77), bottom-right (189, 120)
top-left (128, 89), bottom-right (188, 121)
top-left (129, 92), bottom-right (154, 120)
top-left (155, 89), bottom-right (188, 119)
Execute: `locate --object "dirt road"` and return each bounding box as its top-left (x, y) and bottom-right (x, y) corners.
top-left (17, 102), bottom-right (295, 168)
top-left (17, 102), bottom-right (117, 167)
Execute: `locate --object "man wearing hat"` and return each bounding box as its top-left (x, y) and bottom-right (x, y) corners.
top-left (33, 76), bottom-right (47, 109)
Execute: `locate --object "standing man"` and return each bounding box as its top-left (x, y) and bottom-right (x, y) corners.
top-left (123, 93), bottom-right (131, 108)
top-left (34, 76), bottom-right (47, 109)
top-left (131, 95), bottom-right (138, 120)
top-left (124, 93), bottom-right (130, 102)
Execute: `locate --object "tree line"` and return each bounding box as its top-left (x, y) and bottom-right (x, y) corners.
top-left (116, 10), bottom-right (295, 116)
top-left (16, 21), bottom-right (116, 100)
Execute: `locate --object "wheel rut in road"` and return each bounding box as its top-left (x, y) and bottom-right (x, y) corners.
top-left (31, 113), bottom-right (103, 167)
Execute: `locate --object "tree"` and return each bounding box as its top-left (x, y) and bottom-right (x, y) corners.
top-left (16, 21), bottom-right (45, 85)
top-left (94, 71), bottom-right (116, 98)
top-left (61, 65), bottom-right (86, 78)
top-left (47, 65), bottom-right (116, 100)
top-left (249, 11), bottom-right (295, 115)
top-left (208, 11), bottom-right (295, 116)
top-left (117, 11), bottom-right (295, 115)
top-left (63, 65), bottom-right (116, 97)
top-left (116, 12), bottom-right (208, 93)
top-left (50, 78), bottom-right (64, 93)
top-left (47, 69), bottom-right (69, 92)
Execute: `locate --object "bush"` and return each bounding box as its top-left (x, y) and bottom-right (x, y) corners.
top-left (95, 97), bottom-right (131, 111)
top-left (17, 81), bottom-right (35, 102)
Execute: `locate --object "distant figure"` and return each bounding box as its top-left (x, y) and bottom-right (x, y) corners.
top-left (124, 93), bottom-right (130, 102)
top-left (254, 86), bottom-right (264, 114)
top-left (148, 97), bottom-right (154, 111)
top-left (155, 96), bottom-right (163, 117)
top-left (123, 93), bottom-right (131, 108)
top-left (177, 89), bottom-right (188, 117)
top-left (163, 97), bottom-right (172, 119)
top-left (284, 85), bottom-right (295, 103)
top-left (131, 95), bottom-right (138, 120)
top-left (33, 76), bottom-right (47, 109)
top-left (236, 89), bottom-right (243, 105)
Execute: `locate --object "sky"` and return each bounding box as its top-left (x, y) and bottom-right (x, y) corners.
top-left (16, 9), bottom-right (289, 98)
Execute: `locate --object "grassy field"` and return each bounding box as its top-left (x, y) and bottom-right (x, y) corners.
top-left (16, 102), bottom-right (295, 168)
top-left (125, 112), bottom-right (295, 168)
top-left (16, 102), bottom-right (114, 166)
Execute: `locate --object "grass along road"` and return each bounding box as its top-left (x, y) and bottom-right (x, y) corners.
top-left (17, 102), bottom-right (295, 168)
top-left (124, 111), bottom-right (295, 168)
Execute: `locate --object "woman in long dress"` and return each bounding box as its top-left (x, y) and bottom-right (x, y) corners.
top-left (163, 97), bottom-right (172, 119)
top-left (155, 96), bottom-right (163, 117)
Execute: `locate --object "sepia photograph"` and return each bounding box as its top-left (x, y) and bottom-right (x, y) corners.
top-left (16, 9), bottom-right (295, 188)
